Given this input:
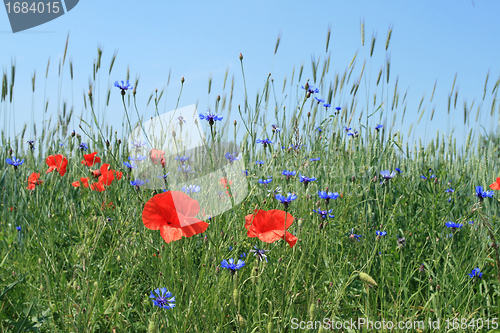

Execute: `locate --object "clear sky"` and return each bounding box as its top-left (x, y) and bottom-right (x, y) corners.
top-left (2, 1), bottom-right (500, 152)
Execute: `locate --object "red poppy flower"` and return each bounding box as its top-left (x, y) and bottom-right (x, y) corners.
top-left (151, 149), bottom-right (166, 167)
top-left (244, 209), bottom-right (298, 248)
top-left (90, 169), bottom-right (102, 178)
top-left (81, 152), bottom-right (101, 167)
top-left (490, 177), bottom-right (500, 191)
top-left (46, 154), bottom-right (68, 176)
top-left (220, 177), bottom-right (233, 189)
top-left (142, 191), bottom-right (209, 244)
top-left (81, 177), bottom-right (90, 188)
top-left (26, 172), bottom-right (43, 190)
top-left (90, 180), bottom-right (105, 192)
top-left (71, 181), bottom-right (80, 188)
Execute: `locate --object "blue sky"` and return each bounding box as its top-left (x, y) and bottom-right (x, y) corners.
top-left (1, 1), bottom-right (500, 151)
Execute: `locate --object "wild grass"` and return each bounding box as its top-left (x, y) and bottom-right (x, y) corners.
top-left (1, 26), bottom-right (500, 332)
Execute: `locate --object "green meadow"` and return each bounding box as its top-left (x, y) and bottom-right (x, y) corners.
top-left (1, 28), bottom-right (500, 332)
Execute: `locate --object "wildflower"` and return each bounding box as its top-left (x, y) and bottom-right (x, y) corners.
top-left (419, 263), bottom-right (425, 273)
top-left (348, 229), bottom-right (362, 242)
top-left (6, 157), bottom-right (24, 169)
top-left (445, 188), bottom-right (454, 193)
top-left (81, 152), bottom-right (101, 167)
top-left (318, 191), bottom-right (339, 205)
top-left (150, 288), bottom-right (175, 309)
top-left (16, 226), bottom-right (21, 232)
top-left (266, 186), bottom-right (282, 197)
top-left (123, 161), bottom-right (137, 169)
top-left (199, 111), bottom-right (223, 125)
top-left (245, 209), bottom-right (298, 247)
top-left (397, 236), bottom-right (406, 250)
top-left (375, 124), bottom-right (383, 131)
top-left (90, 168), bottom-right (102, 178)
top-left (177, 116), bottom-right (186, 125)
top-left (476, 186), bottom-right (494, 201)
top-left (271, 124), bottom-right (281, 132)
top-left (26, 140), bottom-right (35, 150)
top-left (243, 170), bottom-right (248, 176)
top-left (150, 149), bottom-right (166, 167)
top-left (181, 184), bottom-right (201, 194)
top-left (315, 127), bottom-right (322, 132)
top-left (114, 80), bottom-right (133, 95)
top-left (174, 155), bottom-right (190, 163)
top-left (178, 164), bottom-right (195, 174)
top-left (347, 130), bottom-right (359, 137)
top-left (130, 179), bottom-right (148, 187)
top-left (282, 170), bottom-right (296, 180)
top-left (250, 245), bottom-right (269, 262)
top-left (315, 97), bottom-right (325, 104)
top-left (468, 267), bottom-right (483, 280)
top-left (240, 253), bottom-right (246, 258)
top-left (395, 168), bottom-right (402, 173)
top-left (309, 157), bottom-right (320, 162)
top-left (71, 177), bottom-right (90, 188)
top-left (301, 83), bottom-right (319, 94)
top-left (335, 107), bottom-right (341, 112)
top-left (421, 175), bottom-right (427, 180)
top-left (46, 154), bottom-right (68, 176)
top-left (299, 174), bottom-right (317, 187)
top-left (78, 143), bottom-right (89, 151)
top-left (258, 177), bottom-right (273, 185)
top-left (312, 209), bottom-right (334, 220)
top-left (489, 177), bottom-right (500, 190)
top-left (468, 221), bottom-right (474, 225)
top-left (131, 140), bottom-right (147, 150)
top-left (275, 192), bottom-right (298, 209)
top-left (142, 191), bottom-right (209, 243)
top-left (255, 160), bottom-right (265, 165)
top-left (97, 164), bottom-right (122, 187)
top-left (445, 221), bottom-right (463, 230)
top-left (157, 173), bottom-right (170, 179)
top-left (376, 231), bottom-right (387, 236)
top-left (225, 152), bottom-right (241, 163)
top-left (26, 172), bottom-right (43, 190)
top-left (323, 103), bottom-right (331, 109)
top-left (220, 258), bottom-right (245, 275)
top-left (129, 155), bottom-right (146, 162)
top-left (380, 170), bottom-right (396, 180)
top-left (256, 138), bottom-right (273, 147)
top-left (343, 126), bottom-right (352, 132)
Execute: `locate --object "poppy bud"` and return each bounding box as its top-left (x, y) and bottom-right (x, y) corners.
top-left (88, 89), bottom-right (92, 98)
top-left (106, 140), bottom-right (110, 148)
top-left (181, 76), bottom-right (185, 83)
top-left (304, 82), bottom-right (309, 91)
top-left (239, 53), bottom-right (243, 60)
top-left (71, 130), bottom-right (75, 137)
top-left (172, 130), bottom-right (176, 138)
top-left (117, 139), bottom-right (121, 145)
top-left (8, 148), bottom-right (12, 156)
top-left (132, 88), bottom-right (136, 96)
top-left (217, 95), bottom-right (220, 101)
top-left (306, 92), bottom-right (311, 99)
top-left (234, 120), bottom-right (237, 126)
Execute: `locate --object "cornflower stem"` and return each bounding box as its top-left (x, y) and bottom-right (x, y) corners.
top-left (121, 95), bottom-right (133, 136)
top-left (475, 205), bottom-right (500, 282)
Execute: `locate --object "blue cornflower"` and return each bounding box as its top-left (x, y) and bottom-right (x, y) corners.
top-left (6, 157), bottom-right (24, 169)
top-left (275, 193), bottom-right (298, 209)
top-left (347, 130), bottom-right (359, 137)
top-left (323, 103), bottom-right (331, 109)
top-left (312, 209), bottom-right (334, 220)
top-left (255, 160), bottom-right (265, 165)
top-left (349, 228), bottom-right (362, 242)
top-left (240, 253), bottom-right (246, 258)
top-left (318, 191), bottom-right (339, 204)
top-left (129, 155), bottom-right (146, 162)
top-left (177, 116), bottom-right (186, 124)
top-left (199, 111), bottom-right (223, 125)
top-left (182, 184), bottom-right (201, 194)
top-left (114, 80), bottom-right (133, 94)
top-left (445, 221), bottom-right (463, 230)
top-left (221, 258), bottom-right (245, 275)
top-left (250, 245), bottom-right (269, 262)
top-left (315, 97), bottom-right (325, 104)
top-left (343, 126), bottom-right (351, 132)
top-left (395, 168), bottom-right (402, 173)
top-left (258, 177), bottom-right (273, 185)
top-left (301, 83), bottom-right (319, 94)
top-left (309, 157), bottom-right (320, 162)
top-left (123, 161), bottom-right (137, 169)
top-left (256, 138), bottom-right (273, 147)
top-left (468, 267), bottom-right (483, 280)
top-left (271, 124), bottom-right (281, 132)
top-left (476, 186), bottom-right (494, 201)
top-left (421, 175), bottom-right (427, 180)
top-left (27, 140), bottom-right (35, 150)
top-left (375, 124), bottom-right (383, 131)
top-left (445, 188), bottom-right (454, 193)
top-left (225, 152), bottom-right (241, 163)
top-left (157, 173), bottom-right (170, 179)
top-left (335, 107), bottom-right (341, 112)
top-left (150, 287), bottom-right (175, 309)
top-left (376, 230), bottom-right (387, 236)
top-left (243, 170), bottom-right (248, 176)
top-left (468, 221), bottom-right (474, 225)
top-left (130, 179), bottom-right (148, 187)
top-left (174, 155), bottom-right (190, 163)
top-left (78, 143), bottom-right (89, 151)
top-left (178, 165), bottom-right (195, 174)
top-left (299, 174), bottom-right (317, 187)
top-left (315, 127), bottom-right (322, 132)
top-left (131, 140), bottom-right (146, 150)
top-left (380, 170), bottom-right (397, 180)
top-left (282, 170), bottom-right (296, 180)
top-left (16, 226), bottom-right (21, 232)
